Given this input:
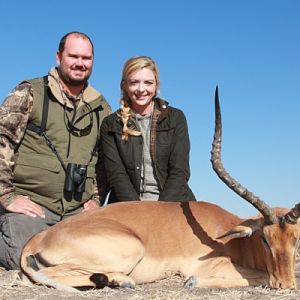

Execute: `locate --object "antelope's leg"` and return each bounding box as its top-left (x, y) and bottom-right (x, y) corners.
top-left (184, 256), bottom-right (268, 288)
top-left (31, 227), bottom-right (146, 289)
top-left (39, 266), bottom-right (136, 288)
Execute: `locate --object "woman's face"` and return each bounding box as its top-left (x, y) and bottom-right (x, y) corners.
top-left (124, 68), bottom-right (157, 114)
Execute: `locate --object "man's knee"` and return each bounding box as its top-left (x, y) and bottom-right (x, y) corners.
top-left (0, 235), bottom-right (21, 270)
top-left (0, 213), bottom-right (48, 270)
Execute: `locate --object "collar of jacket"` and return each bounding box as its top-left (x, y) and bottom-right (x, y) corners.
top-left (47, 67), bottom-right (103, 109)
top-left (152, 97), bottom-right (169, 123)
top-left (110, 98), bottom-right (171, 135)
top-left (116, 97), bottom-right (169, 125)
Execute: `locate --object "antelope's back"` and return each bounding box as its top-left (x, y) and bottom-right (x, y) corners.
top-left (22, 201), bottom-right (243, 263)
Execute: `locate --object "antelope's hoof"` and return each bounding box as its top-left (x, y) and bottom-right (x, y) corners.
top-left (184, 276), bottom-right (197, 288)
top-left (120, 282), bottom-right (135, 289)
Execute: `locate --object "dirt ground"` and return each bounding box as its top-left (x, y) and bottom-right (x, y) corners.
top-left (1, 262), bottom-right (300, 300)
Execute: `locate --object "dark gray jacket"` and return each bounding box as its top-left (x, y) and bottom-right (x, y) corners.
top-left (100, 98), bottom-right (196, 203)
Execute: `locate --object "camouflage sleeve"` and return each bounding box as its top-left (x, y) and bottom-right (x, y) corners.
top-left (0, 82), bottom-right (33, 208)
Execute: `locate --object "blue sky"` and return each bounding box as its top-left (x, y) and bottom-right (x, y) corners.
top-left (1, 1), bottom-right (299, 217)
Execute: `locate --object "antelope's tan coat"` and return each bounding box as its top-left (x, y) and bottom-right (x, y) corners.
top-left (21, 201), bottom-right (300, 290)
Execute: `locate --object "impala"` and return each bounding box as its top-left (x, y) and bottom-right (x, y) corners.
top-left (20, 87), bottom-right (300, 291)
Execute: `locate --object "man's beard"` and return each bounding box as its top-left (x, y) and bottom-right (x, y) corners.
top-left (58, 67), bottom-right (91, 87)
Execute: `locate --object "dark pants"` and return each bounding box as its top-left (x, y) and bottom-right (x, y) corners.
top-left (0, 206), bottom-right (82, 270)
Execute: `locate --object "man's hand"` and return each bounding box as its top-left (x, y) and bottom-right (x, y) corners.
top-left (6, 195), bottom-right (45, 218)
top-left (82, 199), bottom-right (100, 212)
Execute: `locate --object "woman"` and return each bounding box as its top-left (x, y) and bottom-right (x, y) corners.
top-left (101, 56), bottom-right (195, 203)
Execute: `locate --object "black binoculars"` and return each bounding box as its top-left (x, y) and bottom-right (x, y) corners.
top-left (64, 163), bottom-right (87, 193)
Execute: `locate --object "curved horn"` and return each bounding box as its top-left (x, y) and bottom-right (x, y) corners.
top-left (285, 203), bottom-right (300, 224)
top-left (210, 86), bottom-right (277, 225)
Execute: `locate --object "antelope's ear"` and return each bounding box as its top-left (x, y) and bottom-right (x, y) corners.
top-left (217, 218), bottom-right (263, 240)
top-left (217, 225), bottom-right (253, 239)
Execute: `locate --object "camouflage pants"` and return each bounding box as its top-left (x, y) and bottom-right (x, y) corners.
top-left (0, 206), bottom-right (82, 270)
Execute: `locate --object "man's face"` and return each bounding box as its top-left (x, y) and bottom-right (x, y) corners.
top-left (56, 35), bottom-right (93, 86)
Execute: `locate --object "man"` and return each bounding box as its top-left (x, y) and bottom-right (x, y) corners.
top-left (0, 31), bottom-right (111, 269)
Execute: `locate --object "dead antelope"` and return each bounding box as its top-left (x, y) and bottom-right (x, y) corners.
top-left (20, 87), bottom-right (300, 291)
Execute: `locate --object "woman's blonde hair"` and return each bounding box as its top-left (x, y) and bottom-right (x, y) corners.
top-left (118, 56), bottom-right (160, 141)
